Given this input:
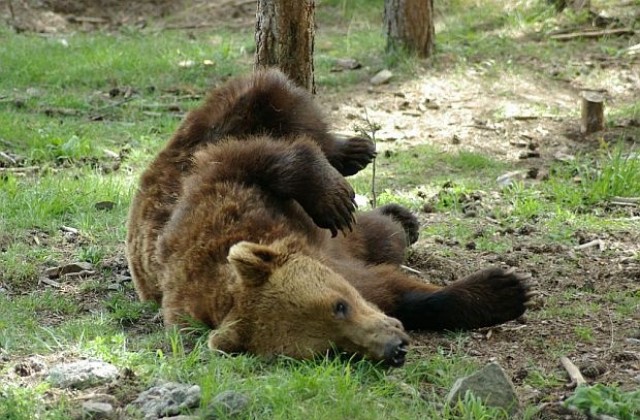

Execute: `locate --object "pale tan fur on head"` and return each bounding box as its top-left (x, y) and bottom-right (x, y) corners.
top-left (209, 240), bottom-right (409, 362)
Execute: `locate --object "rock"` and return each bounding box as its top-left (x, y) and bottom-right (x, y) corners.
top-left (81, 401), bottom-right (115, 419)
top-left (370, 69), bottom-right (393, 85)
top-left (205, 391), bottom-right (249, 419)
top-left (47, 359), bottom-right (118, 389)
top-left (44, 262), bottom-right (94, 279)
top-left (332, 58), bottom-right (361, 72)
top-left (446, 362), bottom-right (519, 415)
top-left (496, 170), bottom-right (526, 188)
top-left (128, 382), bottom-right (201, 419)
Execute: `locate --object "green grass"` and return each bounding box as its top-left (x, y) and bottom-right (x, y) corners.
top-left (1, 0), bottom-right (640, 417)
top-left (0, 383), bottom-right (72, 420)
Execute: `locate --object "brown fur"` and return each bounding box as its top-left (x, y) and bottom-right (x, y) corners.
top-left (126, 69), bottom-right (532, 365)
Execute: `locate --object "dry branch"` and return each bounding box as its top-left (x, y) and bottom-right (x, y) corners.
top-left (400, 265), bottom-right (422, 275)
top-left (560, 356), bottom-right (586, 388)
top-left (551, 28), bottom-right (635, 41)
top-left (0, 151), bottom-right (17, 164)
top-left (574, 239), bottom-right (604, 250)
top-left (611, 196), bottom-right (640, 204)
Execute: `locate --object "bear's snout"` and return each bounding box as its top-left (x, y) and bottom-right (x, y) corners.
top-left (383, 337), bottom-right (409, 367)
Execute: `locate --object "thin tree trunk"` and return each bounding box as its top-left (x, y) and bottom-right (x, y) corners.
top-left (384, 0), bottom-right (434, 58)
top-left (255, 0), bottom-right (316, 93)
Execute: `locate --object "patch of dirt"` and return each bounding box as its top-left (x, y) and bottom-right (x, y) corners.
top-left (401, 208), bottom-right (640, 410)
top-left (0, 0), bottom-right (255, 32)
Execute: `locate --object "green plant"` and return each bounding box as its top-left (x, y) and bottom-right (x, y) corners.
top-left (566, 384), bottom-right (640, 420)
top-left (546, 144), bottom-right (640, 208)
top-left (574, 325), bottom-right (594, 343)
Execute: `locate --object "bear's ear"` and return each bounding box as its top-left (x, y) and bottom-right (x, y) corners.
top-left (228, 241), bottom-right (282, 286)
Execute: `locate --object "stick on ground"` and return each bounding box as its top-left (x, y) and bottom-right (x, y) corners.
top-left (560, 356), bottom-right (586, 388)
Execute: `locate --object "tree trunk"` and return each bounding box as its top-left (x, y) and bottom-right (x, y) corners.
top-left (384, 0), bottom-right (434, 58)
top-left (255, 0), bottom-right (316, 93)
top-left (580, 91), bottom-right (605, 134)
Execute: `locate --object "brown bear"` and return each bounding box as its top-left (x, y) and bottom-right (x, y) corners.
top-left (126, 69), bottom-right (533, 367)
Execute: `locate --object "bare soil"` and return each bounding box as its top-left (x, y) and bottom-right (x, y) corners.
top-left (2, 0), bottom-right (639, 417)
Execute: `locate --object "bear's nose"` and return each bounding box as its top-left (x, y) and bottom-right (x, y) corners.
top-left (383, 338), bottom-right (409, 367)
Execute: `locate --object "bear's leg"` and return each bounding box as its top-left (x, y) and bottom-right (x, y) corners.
top-left (194, 137), bottom-right (357, 236)
top-left (342, 264), bottom-right (534, 331)
top-left (329, 204), bottom-right (419, 266)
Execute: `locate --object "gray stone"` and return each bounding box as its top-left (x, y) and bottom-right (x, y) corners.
top-left (446, 362), bottom-right (519, 414)
top-left (81, 401), bottom-right (115, 419)
top-left (370, 69), bottom-right (393, 85)
top-left (47, 359), bottom-right (118, 389)
top-left (205, 391), bottom-right (249, 418)
top-left (128, 382), bottom-right (201, 420)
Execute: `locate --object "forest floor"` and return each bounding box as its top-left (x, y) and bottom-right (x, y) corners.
top-left (0, 0), bottom-right (639, 419)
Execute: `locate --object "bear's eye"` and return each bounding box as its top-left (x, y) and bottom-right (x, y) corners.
top-left (333, 300), bottom-right (349, 319)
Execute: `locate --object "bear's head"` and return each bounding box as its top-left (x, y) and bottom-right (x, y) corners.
top-left (208, 240), bottom-right (410, 366)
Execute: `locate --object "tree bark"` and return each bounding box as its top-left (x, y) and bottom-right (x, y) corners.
top-left (255, 0), bottom-right (316, 93)
top-left (384, 0), bottom-right (434, 58)
top-left (580, 91), bottom-right (605, 134)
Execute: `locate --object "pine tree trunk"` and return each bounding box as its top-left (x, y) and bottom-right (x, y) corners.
top-left (255, 0), bottom-right (316, 93)
top-left (384, 0), bottom-right (434, 58)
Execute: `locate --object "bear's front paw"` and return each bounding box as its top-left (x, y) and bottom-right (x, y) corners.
top-left (331, 136), bottom-right (376, 176)
top-left (454, 267), bottom-right (537, 328)
top-left (301, 175), bottom-right (356, 237)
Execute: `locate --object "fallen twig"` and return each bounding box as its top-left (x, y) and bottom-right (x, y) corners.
top-left (0, 166), bottom-right (39, 172)
top-left (610, 201), bottom-right (638, 207)
top-left (40, 278), bottom-right (62, 288)
top-left (574, 239), bottom-right (604, 251)
top-left (0, 151), bottom-right (17, 164)
top-left (400, 265), bottom-right (422, 275)
top-left (551, 28), bottom-right (635, 41)
top-left (611, 196), bottom-right (640, 204)
top-left (560, 356), bottom-right (586, 388)
top-left (67, 16), bottom-right (108, 24)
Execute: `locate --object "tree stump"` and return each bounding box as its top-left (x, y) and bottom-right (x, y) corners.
top-left (580, 91), bottom-right (605, 134)
top-left (255, 0), bottom-right (316, 93)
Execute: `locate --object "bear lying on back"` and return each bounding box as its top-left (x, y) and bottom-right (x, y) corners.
top-left (126, 69), bottom-right (533, 366)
